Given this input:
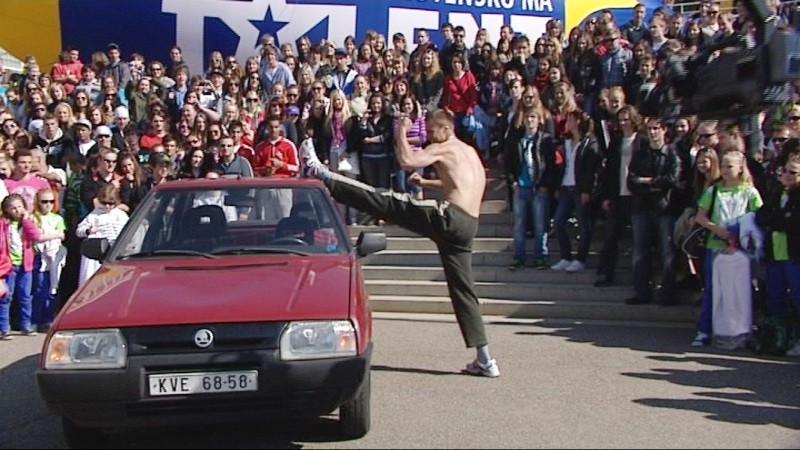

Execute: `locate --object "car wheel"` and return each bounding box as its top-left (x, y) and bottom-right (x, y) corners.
top-left (61, 418), bottom-right (110, 449)
top-left (339, 370), bottom-right (371, 438)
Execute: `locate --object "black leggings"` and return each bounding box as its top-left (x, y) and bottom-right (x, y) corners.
top-left (328, 174), bottom-right (488, 348)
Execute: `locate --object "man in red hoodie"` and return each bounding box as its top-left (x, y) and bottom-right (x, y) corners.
top-left (254, 116), bottom-right (299, 223)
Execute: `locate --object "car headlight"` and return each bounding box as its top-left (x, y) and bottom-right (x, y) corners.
top-left (44, 329), bottom-right (127, 370)
top-left (280, 320), bottom-right (357, 360)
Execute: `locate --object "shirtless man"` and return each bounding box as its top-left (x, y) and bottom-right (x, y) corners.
top-left (300, 109), bottom-right (499, 377)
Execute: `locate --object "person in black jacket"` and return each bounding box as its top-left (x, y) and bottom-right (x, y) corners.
top-left (626, 116), bottom-right (682, 306)
top-left (595, 105), bottom-right (643, 287)
top-left (550, 111), bottom-right (601, 272)
top-left (356, 93), bottom-right (394, 189)
top-left (755, 152), bottom-right (800, 357)
top-left (504, 108), bottom-right (556, 270)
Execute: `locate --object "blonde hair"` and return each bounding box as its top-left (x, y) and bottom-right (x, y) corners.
top-left (720, 150), bottom-right (753, 186)
top-left (329, 89), bottom-right (352, 123)
top-left (514, 85), bottom-right (550, 129)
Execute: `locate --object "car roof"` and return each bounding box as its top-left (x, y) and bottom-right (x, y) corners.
top-left (151, 177), bottom-right (326, 192)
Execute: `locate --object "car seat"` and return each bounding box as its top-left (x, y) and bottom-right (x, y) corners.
top-left (181, 205), bottom-right (227, 250)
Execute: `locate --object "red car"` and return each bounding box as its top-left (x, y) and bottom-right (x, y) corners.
top-left (36, 177), bottom-right (385, 448)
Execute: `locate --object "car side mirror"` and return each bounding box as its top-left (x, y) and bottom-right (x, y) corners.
top-left (81, 238), bottom-right (110, 261)
top-left (355, 232), bottom-right (386, 258)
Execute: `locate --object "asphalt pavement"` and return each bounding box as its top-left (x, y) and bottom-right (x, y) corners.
top-left (1, 313), bottom-right (798, 448)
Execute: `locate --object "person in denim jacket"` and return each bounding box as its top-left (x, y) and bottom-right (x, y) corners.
top-left (504, 108), bottom-right (556, 270)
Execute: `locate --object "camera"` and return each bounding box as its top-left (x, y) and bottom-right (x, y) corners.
top-left (666, 0), bottom-right (800, 119)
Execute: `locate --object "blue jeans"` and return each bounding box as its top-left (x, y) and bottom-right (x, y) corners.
top-left (631, 211), bottom-right (676, 300)
top-left (765, 261), bottom-right (800, 317)
top-left (698, 249), bottom-right (719, 334)
top-left (32, 254), bottom-right (55, 327)
top-left (0, 265), bottom-right (33, 334)
top-left (513, 186), bottom-right (549, 260)
top-left (554, 186), bottom-right (593, 263)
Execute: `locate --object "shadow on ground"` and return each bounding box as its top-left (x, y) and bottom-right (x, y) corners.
top-left (515, 320), bottom-right (800, 430)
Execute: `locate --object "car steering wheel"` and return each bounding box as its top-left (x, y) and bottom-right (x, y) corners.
top-left (269, 237), bottom-right (310, 246)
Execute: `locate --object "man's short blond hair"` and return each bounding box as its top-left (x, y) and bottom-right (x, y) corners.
top-left (427, 109), bottom-right (454, 130)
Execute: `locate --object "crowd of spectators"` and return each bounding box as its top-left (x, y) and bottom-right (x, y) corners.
top-left (0, 0), bottom-right (798, 353)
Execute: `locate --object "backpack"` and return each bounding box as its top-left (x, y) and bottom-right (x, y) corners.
top-left (752, 315), bottom-right (798, 356)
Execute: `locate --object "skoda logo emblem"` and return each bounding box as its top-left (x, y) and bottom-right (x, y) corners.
top-left (194, 329), bottom-right (214, 348)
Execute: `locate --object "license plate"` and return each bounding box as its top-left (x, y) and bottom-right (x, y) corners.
top-left (148, 370), bottom-right (258, 396)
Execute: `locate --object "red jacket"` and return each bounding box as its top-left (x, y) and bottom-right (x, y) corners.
top-left (253, 137), bottom-right (299, 177)
top-left (442, 71), bottom-right (477, 115)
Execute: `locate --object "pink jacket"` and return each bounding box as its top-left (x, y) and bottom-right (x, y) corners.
top-left (1, 218), bottom-right (41, 272)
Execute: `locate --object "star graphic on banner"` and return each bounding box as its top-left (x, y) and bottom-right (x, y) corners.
top-left (249, 5), bottom-right (289, 48)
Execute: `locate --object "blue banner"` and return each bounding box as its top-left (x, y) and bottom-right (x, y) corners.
top-left (57, 0), bottom-right (664, 75)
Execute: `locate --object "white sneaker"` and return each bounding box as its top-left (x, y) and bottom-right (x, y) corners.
top-left (550, 259), bottom-right (572, 271)
top-left (565, 260), bottom-right (586, 272)
top-left (787, 342), bottom-right (800, 356)
top-left (299, 138), bottom-right (326, 178)
top-left (464, 358), bottom-right (500, 378)
top-left (691, 332), bottom-right (710, 347)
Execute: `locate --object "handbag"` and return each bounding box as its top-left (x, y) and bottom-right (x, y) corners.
top-left (680, 185), bottom-right (718, 259)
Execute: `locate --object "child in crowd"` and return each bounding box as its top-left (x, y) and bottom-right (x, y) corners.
top-left (75, 184), bottom-right (129, 286)
top-left (0, 194), bottom-right (63, 339)
top-left (32, 188), bottom-right (66, 332)
top-left (691, 151), bottom-right (763, 347)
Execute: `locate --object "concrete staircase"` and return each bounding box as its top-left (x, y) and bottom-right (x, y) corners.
top-left (349, 167), bottom-right (700, 324)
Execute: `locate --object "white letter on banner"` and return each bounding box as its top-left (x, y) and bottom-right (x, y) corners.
top-left (539, 0), bottom-right (554, 12)
top-left (479, 14), bottom-right (504, 46)
top-left (274, 3), bottom-right (356, 52)
top-left (448, 12), bottom-right (479, 46)
top-left (163, 0), bottom-right (262, 76)
top-left (510, 14), bottom-right (549, 39)
top-left (500, 0), bottom-right (514, 9)
top-left (388, 7), bottom-right (440, 49)
top-left (474, 0), bottom-right (487, 7)
top-left (447, 12), bottom-right (503, 47)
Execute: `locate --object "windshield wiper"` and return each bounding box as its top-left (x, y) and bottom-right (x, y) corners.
top-left (210, 246), bottom-right (311, 256)
top-left (118, 249), bottom-right (218, 260)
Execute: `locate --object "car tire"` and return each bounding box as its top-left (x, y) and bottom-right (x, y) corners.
top-left (61, 418), bottom-right (110, 449)
top-left (339, 370), bottom-right (371, 438)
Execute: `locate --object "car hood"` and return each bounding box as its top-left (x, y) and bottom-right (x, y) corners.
top-left (57, 255), bottom-right (354, 329)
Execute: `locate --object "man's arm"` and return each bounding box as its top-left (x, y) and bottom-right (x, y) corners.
top-left (394, 117), bottom-right (442, 169)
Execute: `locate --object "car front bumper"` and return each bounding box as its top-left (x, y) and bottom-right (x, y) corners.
top-left (37, 343), bottom-right (372, 429)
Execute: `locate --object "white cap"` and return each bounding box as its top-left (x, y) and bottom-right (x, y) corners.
top-left (74, 118), bottom-right (92, 129)
top-left (114, 105), bottom-right (130, 119)
top-left (94, 125), bottom-right (113, 137)
top-left (27, 119), bottom-right (43, 135)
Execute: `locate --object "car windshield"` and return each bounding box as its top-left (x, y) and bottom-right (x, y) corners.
top-left (110, 185), bottom-right (348, 259)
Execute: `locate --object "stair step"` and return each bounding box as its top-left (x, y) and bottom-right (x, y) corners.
top-left (365, 279), bottom-right (633, 301)
top-left (368, 295), bottom-right (698, 323)
top-left (350, 224), bottom-right (515, 238)
top-left (363, 250), bottom-right (633, 269)
top-left (378, 236), bottom-right (631, 253)
top-left (363, 265), bottom-right (634, 284)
